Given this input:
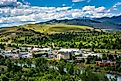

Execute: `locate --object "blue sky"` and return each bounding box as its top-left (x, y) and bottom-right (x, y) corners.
top-left (27, 0), bottom-right (119, 9)
top-left (0, 0), bottom-right (121, 27)
top-left (28, 0), bottom-right (121, 14)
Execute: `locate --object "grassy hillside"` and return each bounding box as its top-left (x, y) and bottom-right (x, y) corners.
top-left (0, 24), bottom-right (102, 45)
top-left (22, 24), bottom-right (98, 33)
top-left (0, 24), bottom-right (101, 35)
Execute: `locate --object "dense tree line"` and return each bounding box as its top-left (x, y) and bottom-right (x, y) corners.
top-left (1, 29), bottom-right (121, 50)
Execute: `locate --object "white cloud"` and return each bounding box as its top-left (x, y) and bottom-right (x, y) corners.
top-left (0, 0), bottom-right (17, 4)
top-left (0, 2), bottom-right (120, 27)
top-left (72, 0), bottom-right (92, 3)
top-left (95, 6), bottom-right (106, 12)
top-left (113, 2), bottom-right (121, 8)
top-left (0, 0), bottom-right (30, 7)
top-left (82, 6), bottom-right (113, 18)
top-left (0, 6), bottom-right (82, 27)
top-left (82, 6), bottom-right (95, 11)
top-left (82, 6), bottom-right (106, 13)
top-left (0, 0), bottom-right (18, 6)
top-left (72, 0), bottom-right (85, 2)
top-left (87, 0), bottom-right (91, 3)
top-left (62, 4), bottom-right (66, 6)
top-left (108, 2), bottom-right (121, 12)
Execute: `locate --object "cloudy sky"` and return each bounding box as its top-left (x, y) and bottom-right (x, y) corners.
top-left (0, 0), bottom-right (121, 27)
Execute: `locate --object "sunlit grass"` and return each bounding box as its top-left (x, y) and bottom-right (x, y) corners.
top-left (22, 24), bottom-right (96, 33)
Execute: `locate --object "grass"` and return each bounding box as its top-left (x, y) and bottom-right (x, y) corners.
top-left (0, 23), bottom-right (101, 35)
top-left (22, 24), bottom-right (98, 34)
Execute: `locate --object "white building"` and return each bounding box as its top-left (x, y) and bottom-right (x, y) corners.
top-left (84, 53), bottom-right (102, 58)
top-left (21, 52), bottom-right (33, 58)
top-left (57, 48), bottom-right (83, 60)
top-left (31, 47), bottom-right (52, 53)
top-left (58, 48), bottom-right (80, 53)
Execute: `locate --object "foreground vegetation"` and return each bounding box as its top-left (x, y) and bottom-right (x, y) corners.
top-left (0, 55), bottom-right (117, 81)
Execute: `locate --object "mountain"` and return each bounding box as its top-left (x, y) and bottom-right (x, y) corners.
top-left (97, 15), bottom-right (121, 24)
top-left (38, 15), bottom-right (121, 29)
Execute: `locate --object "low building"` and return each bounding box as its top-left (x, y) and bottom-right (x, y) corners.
top-left (21, 53), bottom-right (33, 58)
top-left (33, 48), bottom-right (52, 58)
top-left (84, 53), bottom-right (102, 58)
top-left (57, 48), bottom-right (82, 60)
top-left (75, 56), bottom-right (87, 60)
top-left (58, 48), bottom-right (81, 53)
top-left (96, 60), bottom-right (116, 67)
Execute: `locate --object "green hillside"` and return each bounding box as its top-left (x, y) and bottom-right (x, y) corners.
top-left (0, 24), bottom-right (101, 35)
top-left (22, 24), bottom-right (99, 33)
top-left (0, 24), bottom-right (93, 44)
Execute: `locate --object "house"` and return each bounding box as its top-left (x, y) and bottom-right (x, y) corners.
top-left (96, 60), bottom-right (116, 67)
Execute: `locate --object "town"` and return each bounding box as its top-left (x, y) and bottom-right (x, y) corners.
top-left (0, 47), bottom-right (101, 59)
top-left (0, 46), bottom-right (119, 67)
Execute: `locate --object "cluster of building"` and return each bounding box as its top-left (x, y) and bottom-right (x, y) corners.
top-left (0, 47), bottom-right (118, 67)
top-left (0, 48), bottom-right (33, 58)
top-left (0, 47), bottom-right (102, 60)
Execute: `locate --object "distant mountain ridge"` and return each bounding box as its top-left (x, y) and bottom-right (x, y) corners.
top-left (96, 15), bottom-right (121, 24)
top-left (38, 15), bottom-right (121, 29)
